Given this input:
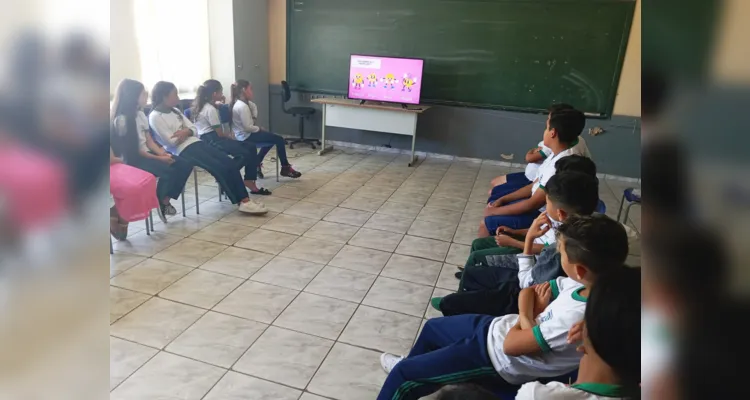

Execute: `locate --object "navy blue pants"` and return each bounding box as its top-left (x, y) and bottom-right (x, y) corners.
top-left (247, 130), bottom-right (290, 166)
top-left (484, 199), bottom-right (541, 233)
top-left (377, 315), bottom-right (512, 400)
top-left (127, 154), bottom-right (193, 201)
top-left (201, 131), bottom-right (258, 181)
top-left (178, 141), bottom-right (249, 204)
top-left (488, 179), bottom-right (530, 204)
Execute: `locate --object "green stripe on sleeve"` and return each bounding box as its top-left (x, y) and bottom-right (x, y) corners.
top-left (539, 150), bottom-right (548, 159)
top-left (549, 279), bottom-right (559, 300)
top-left (532, 325), bottom-right (552, 353)
top-left (210, 124), bottom-right (222, 129)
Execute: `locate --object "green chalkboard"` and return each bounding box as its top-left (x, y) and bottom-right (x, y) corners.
top-left (287, 0), bottom-right (635, 116)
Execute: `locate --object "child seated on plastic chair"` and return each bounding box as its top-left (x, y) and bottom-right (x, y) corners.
top-left (517, 266), bottom-right (640, 399)
top-left (229, 79), bottom-right (302, 179)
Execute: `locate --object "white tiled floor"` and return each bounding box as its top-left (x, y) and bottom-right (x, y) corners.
top-left (110, 148), bottom-right (641, 399)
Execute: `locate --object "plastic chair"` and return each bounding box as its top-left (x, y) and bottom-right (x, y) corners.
top-left (616, 188), bottom-right (641, 223)
top-left (280, 80), bottom-right (318, 149)
top-left (595, 199), bottom-right (607, 214)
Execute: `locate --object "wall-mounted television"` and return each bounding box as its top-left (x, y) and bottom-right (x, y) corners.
top-left (348, 54), bottom-right (424, 105)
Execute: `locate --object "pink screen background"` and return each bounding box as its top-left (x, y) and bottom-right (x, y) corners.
top-left (348, 55), bottom-right (424, 104)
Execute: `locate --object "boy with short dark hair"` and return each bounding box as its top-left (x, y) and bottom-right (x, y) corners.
top-left (436, 171), bottom-right (601, 316)
top-left (517, 266), bottom-right (641, 399)
top-left (457, 156), bottom-right (597, 280)
top-left (479, 107), bottom-right (587, 237)
top-left (377, 215), bottom-right (629, 400)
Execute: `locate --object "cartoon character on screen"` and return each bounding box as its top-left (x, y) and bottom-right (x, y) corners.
top-left (381, 73), bottom-right (397, 89)
top-left (401, 73), bottom-right (419, 92)
top-left (352, 73), bottom-right (364, 90)
top-left (366, 72), bottom-right (378, 87)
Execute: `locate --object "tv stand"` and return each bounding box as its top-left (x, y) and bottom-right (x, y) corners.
top-left (401, 103), bottom-right (409, 109)
top-left (359, 100), bottom-right (367, 105)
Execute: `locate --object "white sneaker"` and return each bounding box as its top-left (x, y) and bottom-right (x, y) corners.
top-left (238, 199), bottom-right (268, 215)
top-left (380, 353), bottom-right (404, 374)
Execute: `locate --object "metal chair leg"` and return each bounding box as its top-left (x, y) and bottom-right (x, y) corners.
top-left (623, 203), bottom-right (636, 225)
top-left (145, 217), bottom-right (150, 236)
top-left (616, 193), bottom-right (626, 222)
top-left (181, 186), bottom-right (186, 217)
top-left (110, 234), bottom-right (113, 254)
top-left (194, 169), bottom-right (200, 214)
top-left (276, 157), bottom-right (280, 183)
top-left (149, 210), bottom-right (154, 231)
top-left (217, 185), bottom-right (222, 202)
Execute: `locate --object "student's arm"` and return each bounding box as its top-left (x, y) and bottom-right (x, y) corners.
top-left (207, 106), bottom-right (229, 139)
top-left (490, 184), bottom-right (533, 207)
top-left (503, 321), bottom-right (542, 357)
top-left (486, 187), bottom-right (546, 216)
top-left (140, 133), bottom-right (174, 163)
top-left (238, 103), bottom-right (258, 132)
top-left (525, 147), bottom-right (545, 163)
top-left (494, 234), bottom-right (526, 250)
top-left (181, 110), bottom-right (199, 136)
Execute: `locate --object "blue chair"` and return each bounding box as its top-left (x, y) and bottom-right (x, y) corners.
top-left (595, 199), bottom-right (606, 214)
top-left (616, 188), bottom-right (641, 223)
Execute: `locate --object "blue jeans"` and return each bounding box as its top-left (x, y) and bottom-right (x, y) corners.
top-left (484, 198), bottom-right (540, 233)
top-left (179, 141), bottom-right (249, 204)
top-left (377, 315), bottom-right (511, 400)
top-left (201, 131), bottom-right (258, 181)
top-left (488, 180), bottom-right (530, 204)
top-left (246, 130), bottom-right (289, 166)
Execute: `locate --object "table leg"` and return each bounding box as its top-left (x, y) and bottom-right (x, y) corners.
top-left (408, 116), bottom-right (418, 167)
top-left (318, 104), bottom-right (332, 156)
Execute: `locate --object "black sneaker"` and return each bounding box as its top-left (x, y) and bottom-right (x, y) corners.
top-left (454, 271), bottom-right (463, 280)
top-left (281, 165), bottom-right (302, 178)
top-left (156, 204), bottom-right (168, 223)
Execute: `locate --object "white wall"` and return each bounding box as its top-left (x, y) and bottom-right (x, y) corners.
top-left (110, 0), bottom-right (141, 95)
top-left (208, 0), bottom-right (235, 96)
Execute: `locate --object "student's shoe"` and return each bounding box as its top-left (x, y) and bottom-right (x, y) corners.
top-left (430, 297), bottom-right (443, 311)
top-left (454, 271), bottom-right (463, 280)
top-left (257, 164), bottom-right (265, 179)
top-left (156, 204), bottom-right (168, 223)
top-left (380, 353), bottom-right (404, 374)
top-left (164, 203), bottom-right (177, 216)
top-left (280, 165), bottom-right (302, 178)
top-left (238, 199), bottom-right (268, 215)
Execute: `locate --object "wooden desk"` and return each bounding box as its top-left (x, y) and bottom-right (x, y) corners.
top-left (311, 98), bottom-right (430, 166)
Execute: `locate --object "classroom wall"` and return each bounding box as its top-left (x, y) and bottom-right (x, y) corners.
top-left (266, 0), bottom-right (642, 177)
top-left (110, 0), bottom-right (141, 95)
top-left (208, 0), bottom-right (235, 93)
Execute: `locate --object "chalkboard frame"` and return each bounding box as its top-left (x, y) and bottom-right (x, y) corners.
top-left (286, 0), bottom-right (636, 119)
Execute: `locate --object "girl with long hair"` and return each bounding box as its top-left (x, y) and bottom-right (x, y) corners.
top-left (148, 81), bottom-right (267, 214)
top-left (230, 80), bottom-right (302, 178)
top-left (110, 78), bottom-right (193, 222)
top-left (190, 79), bottom-right (270, 195)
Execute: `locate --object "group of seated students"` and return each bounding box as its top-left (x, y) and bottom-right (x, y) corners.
top-left (376, 105), bottom-right (640, 399)
top-left (109, 78), bottom-right (302, 227)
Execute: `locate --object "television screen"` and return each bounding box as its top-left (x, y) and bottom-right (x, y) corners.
top-left (348, 55), bottom-right (424, 105)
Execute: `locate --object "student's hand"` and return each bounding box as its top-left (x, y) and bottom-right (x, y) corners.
top-left (489, 196), bottom-right (506, 208)
top-left (494, 234), bottom-right (516, 247)
top-left (527, 212), bottom-right (551, 239)
top-left (533, 282), bottom-right (552, 316)
top-left (519, 314), bottom-right (535, 330)
top-left (567, 320), bottom-right (584, 344)
top-left (496, 226), bottom-right (515, 236)
top-left (159, 154), bottom-right (175, 164)
top-left (171, 129), bottom-right (193, 144)
top-left (110, 156), bottom-right (123, 165)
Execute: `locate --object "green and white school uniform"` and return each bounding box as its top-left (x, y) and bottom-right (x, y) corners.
top-left (517, 381), bottom-right (626, 399)
top-left (487, 277), bottom-right (587, 384)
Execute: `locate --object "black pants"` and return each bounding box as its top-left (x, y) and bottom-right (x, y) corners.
top-left (179, 141), bottom-right (249, 204)
top-left (439, 279), bottom-right (521, 317)
top-left (201, 132), bottom-right (258, 181)
top-left (247, 130), bottom-right (289, 166)
top-left (128, 155), bottom-right (193, 201)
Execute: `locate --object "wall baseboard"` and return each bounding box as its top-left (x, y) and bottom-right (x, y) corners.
top-left (325, 139), bottom-right (640, 183)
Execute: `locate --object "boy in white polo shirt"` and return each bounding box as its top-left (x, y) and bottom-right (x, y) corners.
top-left (480, 107), bottom-right (587, 237)
top-left (377, 215), bottom-right (629, 400)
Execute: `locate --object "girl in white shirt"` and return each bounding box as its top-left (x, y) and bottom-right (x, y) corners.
top-left (190, 79), bottom-right (270, 195)
top-left (230, 80), bottom-right (302, 178)
top-left (148, 81), bottom-right (267, 215)
top-left (110, 78), bottom-right (193, 222)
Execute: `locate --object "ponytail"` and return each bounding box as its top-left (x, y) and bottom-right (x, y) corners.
top-left (190, 79), bottom-right (222, 122)
top-left (229, 80), bottom-right (251, 125)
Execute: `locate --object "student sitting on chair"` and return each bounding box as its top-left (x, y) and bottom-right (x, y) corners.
top-left (111, 78), bottom-right (193, 222)
top-left (230, 79), bottom-right (302, 179)
top-left (377, 214), bottom-right (628, 400)
top-left (480, 106), bottom-right (587, 237)
top-left (190, 79), bottom-right (271, 195)
top-left (148, 80), bottom-right (267, 215)
top-left (488, 104), bottom-right (590, 195)
top-left (458, 156), bottom-right (597, 279)
top-left (517, 266), bottom-right (640, 399)
top-left (435, 172), bottom-right (606, 317)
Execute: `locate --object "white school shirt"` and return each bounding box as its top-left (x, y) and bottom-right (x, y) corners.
top-left (232, 100), bottom-right (260, 141)
top-left (194, 103), bottom-right (222, 136)
top-left (486, 277), bottom-right (586, 385)
top-left (527, 137), bottom-right (591, 183)
top-left (517, 381), bottom-right (625, 400)
top-left (113, 110), bottom-right (150, 153)
top-left (148, 108), bottom-right (200, 155)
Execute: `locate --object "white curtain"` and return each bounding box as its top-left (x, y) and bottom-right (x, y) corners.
top-left (133, 0), bottom-right (211, 93)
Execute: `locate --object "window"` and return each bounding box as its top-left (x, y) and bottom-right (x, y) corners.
top-left (133, 0), bottom-right (210, 93)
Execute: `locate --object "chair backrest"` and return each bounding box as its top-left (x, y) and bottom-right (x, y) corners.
top-left (595, 199), bottom-right (606, 214)
top-left (218, 103), bottom-right (232, 124)
top-left (281, 81), bottom-right (292, 113)
top-left (183, 107), bottom-right (192, 120)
